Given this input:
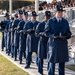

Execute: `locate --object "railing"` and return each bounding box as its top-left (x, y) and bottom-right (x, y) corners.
top-left (69, 19), bottom-right (75, 63)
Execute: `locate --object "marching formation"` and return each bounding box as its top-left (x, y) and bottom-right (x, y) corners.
top-left (0, 5), bottom-right (71, 75)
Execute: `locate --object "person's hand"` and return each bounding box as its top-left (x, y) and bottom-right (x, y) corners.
top-left (39, 32), bottom-right (44, 36)
top-left (54, 36), bottom-right (66, 39)
top-left (27, 29), bottom-right (35, 33)
top-left (11, 29), bottom-right (13, 31)
top-left (19, 30), bottom-right (23, 33)
top-left (14, 27), bottom-right (17, 30)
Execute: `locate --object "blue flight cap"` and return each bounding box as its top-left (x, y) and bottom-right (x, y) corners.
top-left (4, 13), bottom-right (10, 17)
top-left (15, 13), bottom-right (18, 17)
top-left (55, 5), bottom-right (65, 12)
top-left (23, 12), bottom-right (28, 16)
top-left (32, 11), bottom-right (38, 16)
top-left (18, 10), bottom-right (23, 14)
top-left (45, 11), bottom-right (51, 16)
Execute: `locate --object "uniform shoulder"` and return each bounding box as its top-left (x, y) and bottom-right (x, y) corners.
top-left (18, 20), bottom-right (25, 25)
top-left (47, 17), bottom-right (54, 24)
top-left (25, 21), bottom-right (32, 25)
top-left (20, 20), bottom-right (25, 24)
top-left (14, 19), bottom-right (19, 21)
top-left (38, 21), bottom-right (45, 25)
top-left (62, 18), bottom-right (68, 22)
top-left (14, 19), bottom-right (19, 23)
top-left (34, 21), bottom-right (39, 24)
top-left (36, 21), bottom-right (39, 23)
top-left (62, 18), bottom-right (69, 25)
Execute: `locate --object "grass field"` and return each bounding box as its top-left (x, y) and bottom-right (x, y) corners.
top-left (66, 65), bottom-right (75, 71)
top-left (0, 55), bottom-right (29, 75)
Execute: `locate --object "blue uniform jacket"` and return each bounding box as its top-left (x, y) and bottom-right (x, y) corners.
top-left (36, 21), bottom-right (48, 59)
top-left (44, 17), bottom-right (71, 63)
top-left (12, 19), bottom-right (22, 47)
top-left (23, 21), bottom-right (39, 53)
top-left (17, 20), bottom-right (26, 51)
top-left (4, 20), bottom-right (10, 50)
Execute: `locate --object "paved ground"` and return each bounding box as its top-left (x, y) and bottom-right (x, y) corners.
top-left (0, 50), bottom-right (75, 75)
top-left (0, 41), bottom-right (75, 75)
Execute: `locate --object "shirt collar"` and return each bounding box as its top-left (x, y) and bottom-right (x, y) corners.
top-left (55, 17), bottom-right (62, 22)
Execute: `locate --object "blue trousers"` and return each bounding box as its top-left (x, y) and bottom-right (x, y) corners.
top-left (26, 52), bottom-right (32, 66)
top-left (19, 49), bottom-right (26, 62)
top-left (7, 48), bottom-right (11, 55)
top-left (38, 58), bottom-right (43, 74)
top-left (2, 32), bottom-right (5, 51)
top-left (11, 45), bottom-right (14, 57)
top-left (26, 52), bottom-right (38, 66)
top-left (14, 46), bottom-right (17, 60)
top-left (48, 62), bottom-right (65, 75)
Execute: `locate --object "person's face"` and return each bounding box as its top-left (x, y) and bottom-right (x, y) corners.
top-left (55, 11), bottom-right (63, 18)
top-left (32, 16), bottom-right (36, 21)
top-left (11, 19), bottom-right (14, 22)
top-left (23, 16), bottom-right (28, 20)
top-left (45, 16), bottom-right (50, 21)
top-left (18, 14), bottom-right (23, 19)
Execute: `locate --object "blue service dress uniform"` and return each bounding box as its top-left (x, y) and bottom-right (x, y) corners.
top-left (44, 17), bottom-right (71, 75)
top-left (23, 20), bottom-right (39, 67)
top-left (12, 19), bottom-right (22, 60)
top-left (0, 21), bottom-right (6, 51)
top-left (7, 21), bottom-right (12, 55)
top-left (36, 21), bottom-right (48, 74)
top-left (11, 21), bottom-right (15, 58)
top-left (1, 29), bottom-right (5, 51)
top-left (4, 20), bottom-right (10, 53)
top-left (17, 20), bottom-right (27, 64)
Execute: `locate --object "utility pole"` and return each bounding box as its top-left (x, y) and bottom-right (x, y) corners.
top-left (35, 0), bottom-right (39, 13)
top-left (9, 0), bottom-right (12, 18)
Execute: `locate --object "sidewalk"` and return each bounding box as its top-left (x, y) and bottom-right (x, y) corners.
top-left (0, 50), bottom-right (75, 75)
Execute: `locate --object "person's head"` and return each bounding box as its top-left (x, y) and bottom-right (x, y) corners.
top-left (44, 11), bottom-right (51, 21)
top-left (11, 17), bottom-right (14, 22)
top-left (18, 10), bottom-right (23, 19)
top-left (31, 11), bottom-right (38, 21)
top-left (23, 12), bottom-right (28, 21)
top-left (14, 13), bottom-right (18, 19)
top-left (54, 5), bottom-right (65, 18)
top-left (4, 13), bottom-right (10, 20)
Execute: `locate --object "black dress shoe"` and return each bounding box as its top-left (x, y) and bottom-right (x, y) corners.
top-left (39, 72), bottom-right (43, 75)
top-left (31, 61), bottom-right (34, 63)
top-left (8, 53), bottom-right (10, 56)
top-left (14, 58), bottom-right (17, 61)
top-left (11, 55), bottom-right (14, 58)
top-left (2, 49), bottom-right (4, 51)
top-left (6, 51), bottom-right (8, 54)
top-left (25, 65), bottom-right (30, 68)
top-left (20, 61), bottom-right (22, 64)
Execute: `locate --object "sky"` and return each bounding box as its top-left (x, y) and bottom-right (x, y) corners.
top-left (40, 0), bottom-right (61, 3)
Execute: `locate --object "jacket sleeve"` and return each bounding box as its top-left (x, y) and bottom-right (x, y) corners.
top-left (65, 21), bottom-right (72, 39)
top-left (23, 22), bottom-right (31, 34)
top-left (17, 21), bottom-right (21, 31)
top-left (35, 22), bottom-right (41, 36)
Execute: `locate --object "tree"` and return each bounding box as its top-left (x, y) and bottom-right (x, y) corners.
top-left (52, 0), bottom-right (57, 3)
top-left (0, 1), bottom-right (32, 10)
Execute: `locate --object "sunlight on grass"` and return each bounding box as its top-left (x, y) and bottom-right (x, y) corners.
top-left (0, 55), bottom-right (29, 75)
